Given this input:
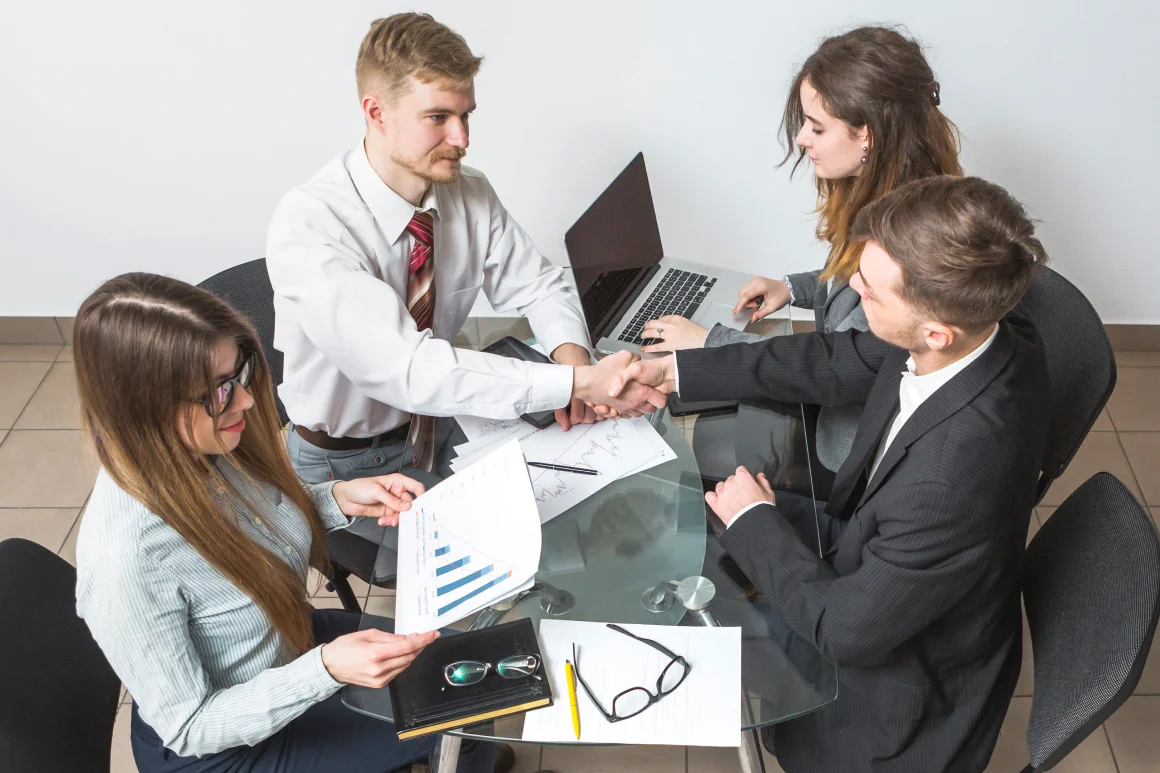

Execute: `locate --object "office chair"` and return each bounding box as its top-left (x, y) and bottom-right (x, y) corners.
top-left (1014, 267), bottom-right (1117, 503)
top-left (1020, 473), bottom-right (1160, 770)
top-left (197, 258), bottom-right (289, 427)
top-left (0, 538), bottom-right (122, 772)
top-left (198, 259), bottom-right (380, 613)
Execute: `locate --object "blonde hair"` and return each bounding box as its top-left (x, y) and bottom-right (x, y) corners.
top-left (74, 273), bottom-right (329, 657)
top-left (356, 12), bottom-right (483, 102)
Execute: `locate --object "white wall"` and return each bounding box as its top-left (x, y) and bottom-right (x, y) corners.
top-left (2, 0), bottom-right (1158, 321)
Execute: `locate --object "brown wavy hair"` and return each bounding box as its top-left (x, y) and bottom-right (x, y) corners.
top-left (780, 26), bottom-right (963, 285)
top-left (73, 273), bottom-right (328, 657)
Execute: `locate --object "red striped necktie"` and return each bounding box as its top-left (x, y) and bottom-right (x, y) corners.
top-left (405, 210), bottom-right (436, 471)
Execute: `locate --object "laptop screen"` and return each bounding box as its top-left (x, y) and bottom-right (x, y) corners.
top-left (564, 153), bottom-right (664, 339)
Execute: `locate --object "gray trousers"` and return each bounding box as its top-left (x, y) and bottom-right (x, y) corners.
top-left (287, 422), bottom-right (456, 579)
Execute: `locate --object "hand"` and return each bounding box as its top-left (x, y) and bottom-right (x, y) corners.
top-left (321, 628), bottom-right (438, 688)
top-left (639, 316), bottom-right (710, 353)
top-left (704, 467), bottom-right (775, 527)
top-left (606, 355), bottom-right (677, 400)
top-left (332, 475), bottom-right (426, 527)
top-left (573, 351), bottom-right (668, 419)
top-left (554, 397), bottom-right (600, 431)
top-left (734, 276), bottom-right (792, 323)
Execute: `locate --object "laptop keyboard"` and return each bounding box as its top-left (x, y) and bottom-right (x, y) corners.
top-left (618, 269), bottom-right (717, 344)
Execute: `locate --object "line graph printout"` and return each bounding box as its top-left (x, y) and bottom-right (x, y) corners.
top-left (520, 417), bottom-right (677, 524)
top-left (395, 440), bottom-right (541, 634)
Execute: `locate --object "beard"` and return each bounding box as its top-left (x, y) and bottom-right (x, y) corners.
top-left (392, 147), bottom-right (467, 184)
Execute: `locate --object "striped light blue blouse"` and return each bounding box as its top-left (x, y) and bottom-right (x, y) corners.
top-left (75, 462), bottom-right (351, 757)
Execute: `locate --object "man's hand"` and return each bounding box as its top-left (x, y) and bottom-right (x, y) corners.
top-left (606, 355), bottom-right (677, 401)
top-left (332, 475), bottom-right (426, 527)
top-left (550, 343), bottom-right (601, 430)
top-left (573, 351), bottom-right (668, 418)
top-left (705, 467), bottom-right (775, 527)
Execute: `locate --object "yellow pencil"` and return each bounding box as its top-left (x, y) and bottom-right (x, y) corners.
top-left (565, 659), bottom-right (580, 740)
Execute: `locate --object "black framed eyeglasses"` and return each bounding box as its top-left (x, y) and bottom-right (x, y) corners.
top-left (444, 654), bottom-right (541, 687)
top-left (196, 352), bottom-right (255, 416)
top-left (572, 624), bottom-right (691, 722)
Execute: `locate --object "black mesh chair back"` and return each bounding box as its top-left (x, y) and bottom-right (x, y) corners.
top-left (1021, 473), bottom-right (1160, 771)
top-left (1014, 267), bottom-right (1116, 502)
top-left (197, 258), bottom-right (288, 426)
top-left (0, 538), bottom-right (121, 772)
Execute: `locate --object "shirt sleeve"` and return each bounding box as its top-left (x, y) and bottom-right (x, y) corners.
top-left (476, 179), bottom-right (592, 360)
top-left (266, 191), bottom-right (573, 419)
top-left (306, 480), bottom-right (349, 531)
top-left (77, 552), bottom-right (340, 757)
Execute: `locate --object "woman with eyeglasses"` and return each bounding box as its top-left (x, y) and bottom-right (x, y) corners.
top-left (71, 273), bottom-right (502, 772)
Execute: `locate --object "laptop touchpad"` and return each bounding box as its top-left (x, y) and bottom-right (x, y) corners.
top-left (698, 303), bottom-right (747, 331)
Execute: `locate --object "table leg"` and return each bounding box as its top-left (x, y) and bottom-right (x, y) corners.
top-left (738, 723), bottom-right (766, 773)
top-left (431, 734), bottom-right (461, 773)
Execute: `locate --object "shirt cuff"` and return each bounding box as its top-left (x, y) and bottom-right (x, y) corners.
top-left (525, 361), bottom-right (575, 411)
top-left (536, 323), bottom-right (592, 365)
top-left (307, 481), bottom-right (350, 531)
top-left (299, 644), bottom-right (343, 694)
top-left (726, 500), bottom-right (772, 529)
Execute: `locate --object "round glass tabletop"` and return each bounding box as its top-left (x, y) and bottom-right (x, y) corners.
top-left (342, 326), bottom-right (838, 745)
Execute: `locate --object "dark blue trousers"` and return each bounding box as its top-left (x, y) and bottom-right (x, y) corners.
top-left (130, 610), bottom-right (494, 773)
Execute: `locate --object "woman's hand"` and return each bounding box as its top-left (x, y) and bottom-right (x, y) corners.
top-left (321, 628), bottom-right (438, 688)
top-left (734, 276), bottom-right (792, 323)
top-left (332, 475), bottom-right (426, 527)
top-left (639, 315), bottom-right (710, 352)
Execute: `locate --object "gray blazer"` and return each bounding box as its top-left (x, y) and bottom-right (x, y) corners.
top-left (705, 269), bottom-right (868, 471)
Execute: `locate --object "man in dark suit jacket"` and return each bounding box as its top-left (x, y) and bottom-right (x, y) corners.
top-left (610, 176), bottom-right (1051, 772)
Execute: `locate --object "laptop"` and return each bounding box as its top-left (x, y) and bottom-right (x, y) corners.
top-left (566, 152), bottom-right (752, 355)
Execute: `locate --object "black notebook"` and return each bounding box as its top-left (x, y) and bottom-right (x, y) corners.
top-left (389, 618), bottom-right (553, 740)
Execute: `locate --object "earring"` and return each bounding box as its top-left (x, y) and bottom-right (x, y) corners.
top-left (860, 144), bottom-right (868, 165)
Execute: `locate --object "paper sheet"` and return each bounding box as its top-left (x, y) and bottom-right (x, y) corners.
top-left (522, 620), bottom-right (742, 746)
top-left (394, 440), bottom-right (541, 634)
top-left (450, 416), bottom-right (677, 524)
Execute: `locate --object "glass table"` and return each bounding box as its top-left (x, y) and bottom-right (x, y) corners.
top-left (342, 314), bottom-right (838, 772)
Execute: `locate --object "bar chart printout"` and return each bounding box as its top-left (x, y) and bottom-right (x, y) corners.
top-left (395, 440), bottom-right (542, 634)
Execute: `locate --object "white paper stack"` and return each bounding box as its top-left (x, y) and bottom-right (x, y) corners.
top-left (394, 440), bottom-right (541, 634)
top-left (451, 415), bottom-right (677, 524)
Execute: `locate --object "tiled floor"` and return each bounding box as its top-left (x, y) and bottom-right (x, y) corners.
top-left (2, 330), bottom-right (1159, 772)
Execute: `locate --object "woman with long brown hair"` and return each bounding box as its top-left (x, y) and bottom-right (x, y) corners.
top-left (72, 273), bottom-right (498, 772)
top-left (640, 25), bottom-right (961, 477)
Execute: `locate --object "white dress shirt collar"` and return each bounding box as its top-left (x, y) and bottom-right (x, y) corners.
top-left (899, 322), bottom-right (1001, 399)
top-left (348, 141), bottom-right (441, 246)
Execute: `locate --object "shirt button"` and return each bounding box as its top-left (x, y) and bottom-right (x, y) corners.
top-left (283, 546), bottom-right (293, 554)
top-left (215, 486), bottom-right (226, 495)
top-left (253, 517), bottom-right (262, 526)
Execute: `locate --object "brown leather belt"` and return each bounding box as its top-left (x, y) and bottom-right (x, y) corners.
top-left (293, 423), bottom-right (410, 451)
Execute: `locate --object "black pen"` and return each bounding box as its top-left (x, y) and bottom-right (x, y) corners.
top-left (526, 461), bottom-right (601, 476)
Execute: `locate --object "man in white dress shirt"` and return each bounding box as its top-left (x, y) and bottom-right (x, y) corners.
top-left (267, 14), bottom-right (661, 504)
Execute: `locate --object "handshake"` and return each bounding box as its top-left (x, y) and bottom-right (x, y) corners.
top-left (570, 351), bottom-right (678, 419)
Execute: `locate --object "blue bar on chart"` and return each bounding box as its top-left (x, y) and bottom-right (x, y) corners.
top-left (437, 570), bottom-right (515, 617)
top-left (435, 556), bottom-right (471, 576)
top-left (434, 545), bottom-right (450, 557)
top-left (437, 564), bottom-right (494, 596)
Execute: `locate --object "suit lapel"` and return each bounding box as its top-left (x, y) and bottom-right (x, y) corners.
top-left (856, 322), bottom-right (1018, 506)
top-left (825, 350), bottom-right (907, 516)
